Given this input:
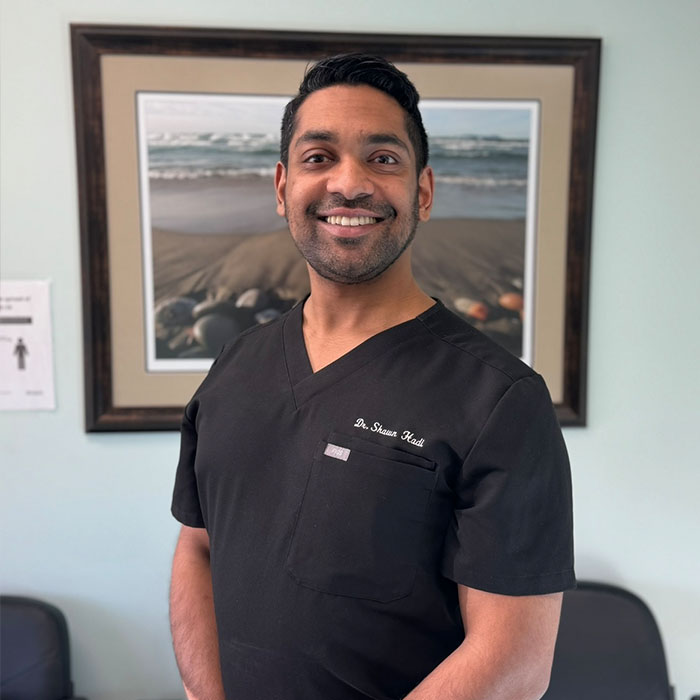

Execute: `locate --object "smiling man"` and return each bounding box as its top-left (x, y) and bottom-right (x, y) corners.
top-left (170, 54), bottom-right (575, 700)
top-left (276, 83), bottom-right (431, 288)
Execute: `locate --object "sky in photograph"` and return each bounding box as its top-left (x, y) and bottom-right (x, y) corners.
top-left (420, 99), bottom-right (534, 138)
top-left (142, 93), bottom-right (290, 134)
top-left (142, 92), bottom-right (534, 140)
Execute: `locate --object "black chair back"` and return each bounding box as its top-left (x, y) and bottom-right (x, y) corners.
top-left (0, 595), bottom-right (77, 700)
top-left (543, 581), bottom-right (674, 700)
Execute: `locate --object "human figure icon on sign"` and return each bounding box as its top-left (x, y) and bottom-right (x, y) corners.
top-left (13, 337), bottom-right (28, 370)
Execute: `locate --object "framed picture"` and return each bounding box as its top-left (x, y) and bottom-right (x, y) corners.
top-left (71, 25), bottom-right (600, 431)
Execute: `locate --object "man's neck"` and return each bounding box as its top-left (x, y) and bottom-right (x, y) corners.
top-left (301, 262), bottom-right (434, 372)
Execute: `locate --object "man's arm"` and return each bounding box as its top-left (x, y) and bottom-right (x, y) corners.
top-left (170, 525), bottom-right (225, 700)
top-left (404, 585), bottom-right (562, 700)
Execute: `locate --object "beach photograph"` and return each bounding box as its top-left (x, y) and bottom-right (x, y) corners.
top-left (136, 92), bottom-right (539, 371)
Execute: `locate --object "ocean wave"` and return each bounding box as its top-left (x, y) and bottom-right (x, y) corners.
top-left (148, 132), bottom-right (280, 154)
top-left (148, 169), bottom-right (525, 186)
top-left (149, 166), bottom-right (276, 180)
top-left (435, 174), bottom-right (527, 188)
top-left (144, 131), bottom-right (528, 186)
top-left (147, 132), bottom-right (527, 158)
top-left (430, 136), bottom-right (528, 158)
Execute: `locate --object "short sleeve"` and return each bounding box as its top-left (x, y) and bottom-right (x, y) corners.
top-left (171, 400), bottom-right (206, 528)
top-left (441, 373), bottom-right (575, 595)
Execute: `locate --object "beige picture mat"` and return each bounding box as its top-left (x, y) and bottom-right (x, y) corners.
top-left (102, 55), bottom-right (572, 407)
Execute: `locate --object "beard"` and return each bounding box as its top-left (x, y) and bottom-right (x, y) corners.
top-left (286, 193), bottom-right (420, 285)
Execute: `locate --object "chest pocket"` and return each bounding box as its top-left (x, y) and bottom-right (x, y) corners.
top-left (286, 432), bottom-right (437, 603)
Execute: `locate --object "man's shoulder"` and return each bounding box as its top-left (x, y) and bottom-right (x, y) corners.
top-left (417, 301), bottom-right (535, 385)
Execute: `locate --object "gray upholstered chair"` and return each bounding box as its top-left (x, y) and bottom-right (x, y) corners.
top-left (0, 595), bottom-right (86, 700)
top-left (543, 581), bottom-right (674, 700)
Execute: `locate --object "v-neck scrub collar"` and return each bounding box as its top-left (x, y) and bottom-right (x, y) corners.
top-left (282, 297), bottom-right (443, 408)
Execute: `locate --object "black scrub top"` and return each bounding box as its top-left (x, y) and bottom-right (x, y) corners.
top-left (172, 299), bottom-right (575, 700)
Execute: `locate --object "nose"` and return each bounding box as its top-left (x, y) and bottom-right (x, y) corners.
top-left (325, 157), bottom-right (374, 200)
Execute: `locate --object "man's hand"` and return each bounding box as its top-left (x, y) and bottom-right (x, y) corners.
top-left (170, 525), bottom-right (225, 700)
top-left (404, 585), bottom-right (562, 700)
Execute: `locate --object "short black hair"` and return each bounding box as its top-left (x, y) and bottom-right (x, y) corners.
top-left (280, 53), bottom-right (429, 174)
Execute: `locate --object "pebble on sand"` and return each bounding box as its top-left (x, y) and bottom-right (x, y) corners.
top-left (498, 292), bottom-right (524, 312)
top-left (155, 297), bottom-right (196, 326)
top-left (193, 314), bottom-right (240, 356)
top-left (454, 297), bottom-right (490, 321)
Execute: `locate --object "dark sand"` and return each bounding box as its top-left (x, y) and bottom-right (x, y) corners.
top-left (149, 174), bottom-right (527, 356)
top-left (151, 218), bottom-right (525, 310)
top-left (152, 227), bottom-right (307, 304)
top-left (148, 176), bottom-right (524, 309)
top-left (412, 218), bottom-right (524, 307)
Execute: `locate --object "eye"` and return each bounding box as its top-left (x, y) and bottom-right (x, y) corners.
top-left (371, 153), bottom-right (399, 165)
top-left (302, 152), bottom-right (331, 164)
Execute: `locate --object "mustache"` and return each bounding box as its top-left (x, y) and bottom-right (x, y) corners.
top-left (306, 195), bottom-right (396, 219)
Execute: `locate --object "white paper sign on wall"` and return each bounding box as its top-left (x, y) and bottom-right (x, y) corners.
top-left (0, 280), bottom-right (56, 411)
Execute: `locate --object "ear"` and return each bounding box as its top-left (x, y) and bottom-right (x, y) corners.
top-left (274, 162), bottom-right (287, 217)
top-left (417, 166), bottom-right (434, 222)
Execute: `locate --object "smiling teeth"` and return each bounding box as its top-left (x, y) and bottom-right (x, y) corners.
top-left (326, 215), bottom-right (378, 226)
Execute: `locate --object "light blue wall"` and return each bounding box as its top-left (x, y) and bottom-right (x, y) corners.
top-left (1, 1), bottom-right (698, 698)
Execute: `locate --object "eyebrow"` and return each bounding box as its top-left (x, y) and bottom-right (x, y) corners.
top-left (365, 133), bottom-right (410, 153)
top-left (294, 130), bottom-right (337, 148)
top-left (293, 130), bottom-right (410, 153)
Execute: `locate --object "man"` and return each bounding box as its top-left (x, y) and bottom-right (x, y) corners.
top-left (170, 54), bottom-right (574, 700)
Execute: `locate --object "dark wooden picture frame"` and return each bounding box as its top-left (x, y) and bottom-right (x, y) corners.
top-left (71, 24), bottom-right (599, 431)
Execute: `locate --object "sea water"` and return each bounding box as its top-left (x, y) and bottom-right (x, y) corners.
top-left (146, 131), bottom-right (528, 222)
